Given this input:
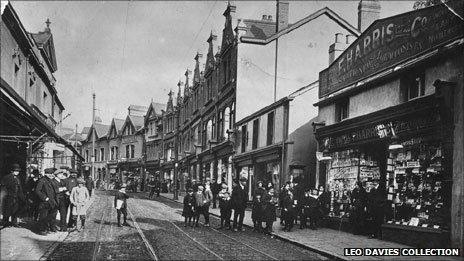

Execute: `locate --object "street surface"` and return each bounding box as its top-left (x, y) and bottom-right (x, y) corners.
top-left (47, 190), bottom-right (330, 260)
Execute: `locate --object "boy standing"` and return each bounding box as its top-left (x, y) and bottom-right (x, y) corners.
top-left (218, 183), bottom-right (232, 229)
top-left (70, 178), bottom-right (90, 232)
top-left (182, 188), bottom-right (196, 227)
top-left (115, 183), bottom-right (130, 227)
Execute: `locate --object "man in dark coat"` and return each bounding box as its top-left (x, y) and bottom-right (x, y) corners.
top-left (66, 170), bottom-right (78, 228)
top-left (211, 179), bottom-right (221, 209)
top-left (25, 169), bottom-right (40, 221)
top-left (35, 168), bottom-right (58, 235)
top-left (367, 181), bottom-right (386, 238)
top-left (85, 176), bottom-right (94, 197)
top-left (231, 177), bottom-right (248, 231)
top-left (52, 169), bottom-right (69, 231)
top-left (1, 164), bottom-right (25, 227)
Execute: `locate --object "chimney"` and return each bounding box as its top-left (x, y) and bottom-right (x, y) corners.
top-left (262, 15), bottom-right (268, 20)
top-left (358, 0), bottom-right (380, 32)
top-left (276, 1), bottom-right (289, 32)
top-left (267, 15), bottom-right (273, 21)
top-left (329, 33), bottom-right (346, 65)
top-left (346, 34), bottom-right (356, 45)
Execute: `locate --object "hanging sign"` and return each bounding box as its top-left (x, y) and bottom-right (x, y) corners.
top-left (319, 0), bottom-right (464, 98)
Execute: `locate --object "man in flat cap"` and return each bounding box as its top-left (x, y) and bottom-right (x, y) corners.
top-left (52, 169), bottom-right (69, 231)
top-left (35, 168), bottom-right (58, 235)
top-left (231, 177), bottom-right (248, 232)
top-left (1, 164), bottom-right (25, 227)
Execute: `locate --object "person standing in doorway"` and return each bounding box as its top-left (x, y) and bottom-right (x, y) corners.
top-left (367, 181), bottom-right (386, 238)
top-left (1, 164), bottom-right (25, 227)
top-left (66, 170), bottom-right (79, 229)
top-left (231, 177), bottom-right (248, 232)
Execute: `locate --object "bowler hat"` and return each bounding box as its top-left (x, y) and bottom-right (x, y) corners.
top-left (44, 167), bottom-right (56, 174)
top-left (11, 164), bottom-right (21, 171)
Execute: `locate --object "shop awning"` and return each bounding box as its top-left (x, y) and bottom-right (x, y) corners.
top-left (1, 78), bottom-right (84, 161)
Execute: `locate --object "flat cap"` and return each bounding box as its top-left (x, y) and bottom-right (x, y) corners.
top-left (44, 167), bottom-right (56, 174)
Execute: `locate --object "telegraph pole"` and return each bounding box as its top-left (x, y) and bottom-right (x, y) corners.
top-left (91, 93), bottom-right (96, 180)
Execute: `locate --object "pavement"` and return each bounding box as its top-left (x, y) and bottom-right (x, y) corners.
top-left (160, 192), bottom-right (462, 261)
top-left (0, 195), bottom-right (95, 261)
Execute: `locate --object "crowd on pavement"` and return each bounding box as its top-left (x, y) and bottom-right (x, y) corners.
top-left (0, 163), bottom-right (94, 235)
top-left (151, 175), bottom-right (388, 240)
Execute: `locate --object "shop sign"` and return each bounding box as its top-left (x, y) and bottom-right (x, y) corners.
top-left (319, 0), bottom-right (464, 98)
top-left (321, 113), bottom-right (438, 150)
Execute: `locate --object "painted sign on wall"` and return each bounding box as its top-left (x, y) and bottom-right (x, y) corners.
top-left (319, 0), bottom-right (464, 98)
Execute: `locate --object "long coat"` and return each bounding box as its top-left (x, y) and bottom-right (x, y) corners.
top-left (182, 194), bottom-right (196, 217)
top-left (35, 177), bottom-right (58, 210)
top-left (70, 186), bottom-right (89, 215)
top-left (282, 195), bottom-right (297, 220)
top-left (1, 173), bottom-right (25, 216)
top-left (251, 196), bottom-right (265, 222)
top-left (262, 192), bottom-right (277, 222)
top-left (231, 185), bottom-right (248, 210)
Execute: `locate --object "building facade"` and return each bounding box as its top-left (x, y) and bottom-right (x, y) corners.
top-left (1, 2), bottom-right (82, 181)
top-left (314, 0), bottom-right (463, 250)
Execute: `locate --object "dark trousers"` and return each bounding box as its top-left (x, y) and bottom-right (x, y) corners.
top-left (233, 208), bottom-right (245, 229)
top-left (220, 208), bottom-right (231, 227)
top-left (212, 193), bottom-right (218, 208)
top-left (68, 204), bottom-right (76, 227)
top-left (195, 206), bottom-right (209, 225)
top-left (88, 189), bottom-right (93, 197)
top-left (300, 211), bottom-right (317, 229)
top-left (57, 198), bottom-right (69, 229)
top-left (2, 196), bottom-right (19, 225)
top-left (38, 205), bottom-right (56, 231)
top-left (371, 208), bottom-right (384, 237)
top-left (149, 187), bottom-right (156, 198)
top-left (117, 208), bottom-right (127, 225)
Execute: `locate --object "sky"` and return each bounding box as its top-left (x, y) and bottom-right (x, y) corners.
top-left (5, 0), bottom-right (415, 131)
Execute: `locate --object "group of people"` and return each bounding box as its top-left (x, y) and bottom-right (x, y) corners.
top-left (182, 177), bottom-right (248, 231)
top-left (1, 164), bottom-right (93, 235)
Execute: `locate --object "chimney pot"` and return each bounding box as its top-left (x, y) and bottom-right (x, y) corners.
top-left (268, 15), bottom-right (273, 21)
top-left (346, 34), bottom-right (355, 44)
top-left (335, 33), bottom-right (344, 43)
top-left (262, 15), bottom-right (268, 20)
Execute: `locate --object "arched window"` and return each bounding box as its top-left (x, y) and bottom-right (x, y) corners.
top-left (223, 107), bottom-right (230, 138)
top-left (207, 120), bottom-right (213, 142)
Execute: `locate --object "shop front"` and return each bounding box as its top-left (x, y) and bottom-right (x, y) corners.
top-left (234, 144), bottom-right (283, 201)
top-left (316, 94), bottom-right (453, 248)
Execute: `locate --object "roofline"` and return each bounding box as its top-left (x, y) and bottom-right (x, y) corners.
top-left (2, 3), bottom-right (58, 95)
top-left (235, 96), bottom-right (292, 126)
top-left (240, 7), bottom-right (360, 45)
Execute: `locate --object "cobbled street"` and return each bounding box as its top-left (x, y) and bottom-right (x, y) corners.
top-left (47, 191), bottom-right (330, 260)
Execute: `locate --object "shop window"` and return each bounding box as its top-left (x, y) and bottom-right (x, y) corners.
top-left (252, 118), bottom-right (259, 149)
top-left (267, 111), bottom-right (274, 146)
top-left (386, 140), bottom-right (449, 229)
top-left (401, 72), bottom-right (425, 101)
top-left (335, 98), bottom-right (349, 122)
top-left (241, 125), bottom-right (247, 153)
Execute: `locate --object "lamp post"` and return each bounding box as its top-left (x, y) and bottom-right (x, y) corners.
top-left (174, 162), bottom-right (179, 200)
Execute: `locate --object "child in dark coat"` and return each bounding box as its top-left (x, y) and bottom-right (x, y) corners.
top-left (252, 194), bottom-right (264, 231)
top-left (218, 188), bottom-right (232, 229)
top-left (182, 188), bottom-right (196, 227)
top-left (282, 190), bottom-right (297, 232)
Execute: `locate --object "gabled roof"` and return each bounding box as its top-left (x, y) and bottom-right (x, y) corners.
top-left (30, 26), bottom-right (58, 73)
top-left (108, 118), bottom-right (125, 137)
top-left (81, 127), bottom-right (90, 135)
top-left (145, 101), bottom-right (166, 125)
top-left (129, 115), bottom-right (144, 130)
top-left (240, 7), bottom-right (360, 45)
top-left (86, 123), bottom-right (110, 141)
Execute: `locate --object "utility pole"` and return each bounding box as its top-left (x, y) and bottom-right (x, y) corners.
top-left (91, 93), bottom-right (96, 181)
top-left (74, 123), bottom-right (78, 170)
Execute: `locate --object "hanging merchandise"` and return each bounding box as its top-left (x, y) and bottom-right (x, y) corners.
top-left (385, 138), bottom-right (448, 230)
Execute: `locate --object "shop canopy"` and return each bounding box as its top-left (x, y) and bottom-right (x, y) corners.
top-left (0, 78), bottom-right (84, 161)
